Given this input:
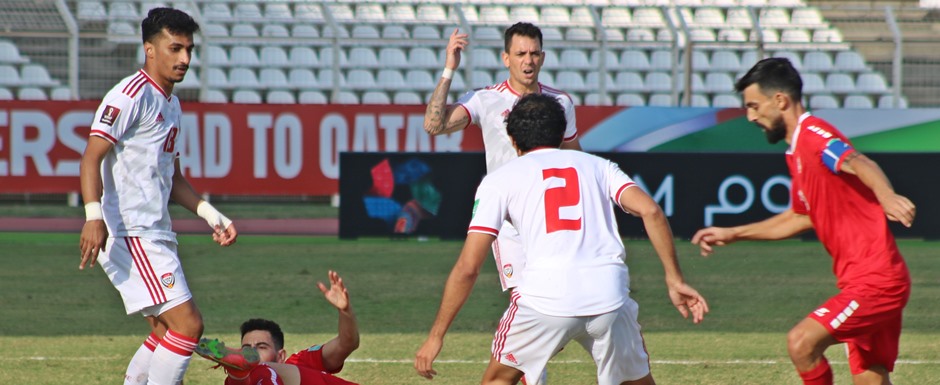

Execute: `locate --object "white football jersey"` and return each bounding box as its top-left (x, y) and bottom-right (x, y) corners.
top-left (469, 148), bottom-right (638, 316)
top-left (89, 70), bottom-right (182, 241)
top-left (457, 81), bottom-right (578, 173)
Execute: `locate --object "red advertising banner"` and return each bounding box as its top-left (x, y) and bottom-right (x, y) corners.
top-left (0, 102), bottom-right (619, 196)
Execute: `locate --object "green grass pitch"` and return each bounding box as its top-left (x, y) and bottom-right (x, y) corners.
top-left (1, 232), bottom-right (938, 384)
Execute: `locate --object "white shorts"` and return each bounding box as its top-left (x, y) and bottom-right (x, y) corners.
top-left (493, 221), bottom-right (525, 291)
top-left (492, 292), bottom-right (650, 385)
top-left (97, 237), bottom-right (192, 315)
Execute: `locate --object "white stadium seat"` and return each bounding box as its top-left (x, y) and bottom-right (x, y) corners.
top-left (648, 94), bottom-right (673, 107)
top-left (406, 70), bottom-right (436, 91)
top-left (584, 93), bottom-right (610, 106)
top-left (802, 73), bottom-right (826, 94)
top-left (50, 87), bottom-right (72, 100)
top-left (809, 94), bottom-right (839, 109)
top-left (260, 47), bottom-right (290, 67)
top-left (207, 68), bottom-right (228, 88)
top-left (262, 25), bottom-right (289, 38)
top-left (409, 47), bottom-right (439, 68)
top-left (555, 71), bottom-right (586, 91)
top-left (712, 94), bottom-right (742, 108)
top-left (0, 65), bottom-right (21, 86)
top-left (590, 50), bottom-right (619, 69)
top-left (295, 4), bottom-right (324, 21)
top-left (615, 72), bottom-right (645, 91)
top-left (299, 91), bottom-right (328, 104)
top-left (710, 50), bottom-right (742, 72)
top-left (259, 68), bottom-right (289, 89)
top-left (202, 3), bottom-right (231, 20)
top-left (602, 7), bottom-right (632, 26)
top-left (346, 69), bottom-right (376, 89)
top-left (288, 69), bottom-right (319, 88)
top-left (377, 69), bottom-right (407, 90)
top-left (78, 1), bottom-right (107, 20)
top-left (878, 95), bottom-right (908, 109)
top-left (542, 50), bottom-right (560, 68)
top-left (319, 47), bottom-right (348, 66)
top-left (633, 8), bottom-right (666, 27)
top-left (351, 25), bottom-right (381, 39)
top-left (843, 95), bottom-right (873, 109)
top-left (566, 28), bottom-right (594, 41)
top-left (542, 7), bottom-right (572, 24)
top-left (267, 90), bottom-right (295, 104)
top-left (234, 3), bottom-right (262, 20)
top-left (772, 51), bottom-right (803, 69)
top-left (379, 48), bottom-right (409, 68)
top-left (232, 90), bottom-right (262, 104)
top-left (586, 72), bottom-right (614, 89)
top-left (229, 68), bottom-right (260, 89)
top-left (780, 29), bottom-right (811, 43)
top-left (690, 94), bottom-right (711, 107)
top-left (289, 47), bottom-right (318, 67)
top-left (620, 50), bottom-right (650, 71)
top-left (626, 28), bottom-right (655, 42)
top-left (470, 70), bottom-right (494, 88)
top-left (386, 4), bottom-right (416, 22)
top-left (803, 51), bottom-right (834, 73)
top-left (393, 92), bottom-right (423, 105)
top-left (560, 49), bottom-right (591, 69)
top-left (834, 51), bottom-right (868, 72)
top-left (412, 26), bottom-right (441, 40)
top-left (355, 4), bottom-right (385, 21)
top-left (109, 2), bottom-right (139, 19)
top-left (230, 46), bottom-right (260, 67)
top-left (416, 4), bottom-right (448, 22)
top-left (20, 64), bottom-right (60, 87)
top-left (0, 40), bottom-right (28, 64)
top-left (616, 93), bottom-right (646, 106)
top-left (230, 24), bottom-right (258, 38)
top-left (348, 47), bottom-right (379, 68)
top-left (335, 91), bottom-right (359, 104)
top-left (471, 49), bottom-right (501, 69)
top-left (177, 72), bottom-right (199, 89)
top-left (473, 27), bottom-right (502, 41)
top-left (813, 29), bottom-right (843, 43)
top-left (328, 4), bottom-right (355, 22)
top-left (790, 8), bottom-right (825, 27)
top-left (292, 25), bottom-right (319, 38)
top-left (382, 25), bottom-right (409, 40)
top-left (856, 73), bottom-right (889, 93)
top-left (650, 50), bottom-right (673, 71)
top-left (18, 87), bottom-right (48, 100)
top-left (206, 45), bottom-right (229, 66)
top-left (509, 6), bottom-right (540, 23)
top-left (204, 89), bottom-right (227, 103)
top-left (704, 73), bottom-right (734, 93)
top-left (479, 5), bottom-right (510, 24)
top-left (0, 87), bottom-right (12, 100)
top-left (759, 8), bottom-right (790, 28)
top-left (718, 29), bottom-right (748, 42)
top-left (825, 73), bottom-right (855, 93)
top-left (362, 91), bottom-right (391, 104)
top-left (264, 4), bottom-right (292, 20)
top-left (645, 72), bottom-right (673, 92)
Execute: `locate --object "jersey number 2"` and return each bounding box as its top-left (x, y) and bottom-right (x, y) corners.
top-left (543, 167), bottom-right (581, 233)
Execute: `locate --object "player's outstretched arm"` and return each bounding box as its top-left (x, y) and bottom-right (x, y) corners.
top-left (840, 151), bottom-right (916, 227)
top-left (424, 28), bottom-right (470, 136)
top-left (78, 136), bottom-right (113, 270)
top-left (415, 232), bottom-right (492, 380)
top-left (620, 186), bottom-right (708, 323)
top-left (317, 270), bottom-right (360, 373)
top-left (170, 159), bottom-right (237, 246)
top-left (691, 209), bottom-right (813, 257)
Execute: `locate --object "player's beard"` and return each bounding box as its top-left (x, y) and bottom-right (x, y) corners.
top-left (763, 117), bottom-right (787, 144)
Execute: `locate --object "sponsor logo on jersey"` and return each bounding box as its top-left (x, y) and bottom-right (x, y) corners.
top-left (156, 112), bottom-right (164, 122)
top-left (501, 109), bottom-right (510, 119)
top-left (503, 264), bottom-right (513, 278)
top-left (100, 105), bottom-right (121, 126)
top-left (472, 199), bottom-right (479, 218)
top-left (307, 345), bottom-right (323, 352)
top-left (161, 273), bottom-right (175, 289)
top-left (807, 125), bottom-right (833, 139)
top-left (504, 353), bottom-right (518, 365)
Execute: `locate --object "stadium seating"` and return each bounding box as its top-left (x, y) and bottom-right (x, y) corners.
top-left (0, 0), bottom-right (895, 108)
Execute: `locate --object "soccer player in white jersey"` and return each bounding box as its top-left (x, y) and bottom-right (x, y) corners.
top-left (424, 22), bottom-right (581, 294)
top-left (78, 8), bottom-right (237, 385)
top-left (415, 94), bottom-right (708, 385)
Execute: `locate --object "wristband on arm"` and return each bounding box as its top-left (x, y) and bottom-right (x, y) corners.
top-left (441, 67), bottom-right (454, 80)
top-left (85, 202), bottom-right (103, 221)
top-left (196, 201), bottom-right (233, 230)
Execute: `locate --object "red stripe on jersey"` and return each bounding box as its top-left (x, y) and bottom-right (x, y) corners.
top-left (615, 182), bottom-right (637, 211)
top-left (540, 84), bottom-right (575, 105)
top-left (90, 129), bottom-right (118, 143)
top-left (492, 291), bottom-right (521, 360)
top-left (138, 70), bottom-right (170, 100)
top-left (125, 237), bottom-right (159, 305)
top-left (468, 226), bottom-right (499, 236)
top-left (161, 329), bottom-right (198, 356)
top-left (563, 132), bottom-right (578, 142)
top-left (457, 104), bottom-right (473, 130)
top-left (122, 74), bottom-right (145, 95)
top-left (128, 79), bottom-right (147, 98)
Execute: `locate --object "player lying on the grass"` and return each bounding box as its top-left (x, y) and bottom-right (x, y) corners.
top-left (692, 57), bottom-right (914, 385)
top-left (415, 94), bottom-right (708, 385)
top-left (196, 270), bottom-right (360, 385)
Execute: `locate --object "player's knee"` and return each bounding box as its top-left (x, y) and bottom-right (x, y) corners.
top-left (786, 327), bottom-right (814, 359)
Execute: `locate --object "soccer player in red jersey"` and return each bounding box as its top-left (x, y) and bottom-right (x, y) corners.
top-left (692, 58), bottom-right (915, 385)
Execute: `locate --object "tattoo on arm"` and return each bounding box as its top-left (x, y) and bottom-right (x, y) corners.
top-left (424, 78), bottom-right (452, 135)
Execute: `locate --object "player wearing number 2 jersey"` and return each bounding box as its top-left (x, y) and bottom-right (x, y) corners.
top-left (78, 8), bottom-right (238, 385)
top-left (416, 94), bottom-right (708, 385)
top-left (692, 58), bottom-right (914, 385)
top-left (424, 22), bottom-right (581, 293)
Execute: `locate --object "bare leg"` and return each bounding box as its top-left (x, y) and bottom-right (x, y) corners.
top-left (852, 365), bottom-right (891, 385)
top-left (481, 356), bottom-right (525, 385)
top-left (622, 373), bottom-right (655, 385)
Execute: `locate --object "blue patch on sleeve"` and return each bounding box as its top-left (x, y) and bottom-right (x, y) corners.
top-left (307, 345), bottom-right (323, 352)
top-left (822, 139), bottom-right (853, 173)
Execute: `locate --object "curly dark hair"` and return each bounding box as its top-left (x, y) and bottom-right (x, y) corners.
top-left (240, 318), bottom-right (285, 351)
top-left (141, 7), bottom-right (199, 43)
top-left (505, 93), bottom-right (566, 153)
top-left (735, 57), bottom-right (803, 101)
top-left (504, 22), bottom-right (543, 53)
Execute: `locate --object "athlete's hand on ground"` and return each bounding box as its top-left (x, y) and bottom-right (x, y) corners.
top-left (668, 282), bottom-right (709, 324)
top-left (78, 220), bottom-right (108, 270)
top-left (213, 223), bottom-right (237, 246)
top-left (444, 28), bottom-right (468, 71)
top-left (880, 193), bottom-right (916, 227)
top-left (318, 270), bottom-right (350, 312)
top-left (415, 337), bottom-right (443, 380)
top-left (690, 227), bottom-right (734, 257)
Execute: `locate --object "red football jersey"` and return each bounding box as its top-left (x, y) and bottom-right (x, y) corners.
top-left (786, 113), bottom-right (909, 289)
top-left (285, 345), bottom-right (337, 373)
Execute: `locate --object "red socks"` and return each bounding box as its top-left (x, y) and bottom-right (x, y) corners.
top-left (798, 357), bottom-right (833, 385)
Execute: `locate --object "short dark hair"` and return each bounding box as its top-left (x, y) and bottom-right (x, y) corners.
top-left (141, 7), bottom-right (199, 44)
top-left (735, 57), bottom-right (803, 101)
top-left (240, 319), bottom-right (285, 351)
top-left (504, 22), bottom-right (543, 53)
top-left (505, 94), bottom-right (566, 153)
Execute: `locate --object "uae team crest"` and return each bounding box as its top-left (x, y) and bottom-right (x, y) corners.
top-left (502, 264), bottom-right (514, 278)
top-left (161, 273), bottom-right (175, 289)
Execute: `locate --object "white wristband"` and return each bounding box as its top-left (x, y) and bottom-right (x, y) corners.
top-left (85, 202), bottom-right (103, 222)
top-left (196, 201), bottom-right (232, 230)
top-left (441, 67), bottom-right (454, 80)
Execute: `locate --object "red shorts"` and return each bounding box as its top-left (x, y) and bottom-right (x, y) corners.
top-left (808, 284), bottom-right (910, 374)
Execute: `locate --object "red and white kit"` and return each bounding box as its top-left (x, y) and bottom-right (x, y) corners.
top-left (787, 112), bottom-right (910, 374)
top-left (90, 69), bottom-right (189, 315)
top-left (458, 80), bottom-right (578, 291)
top-left (469, 148), bottom-right (649, 385)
